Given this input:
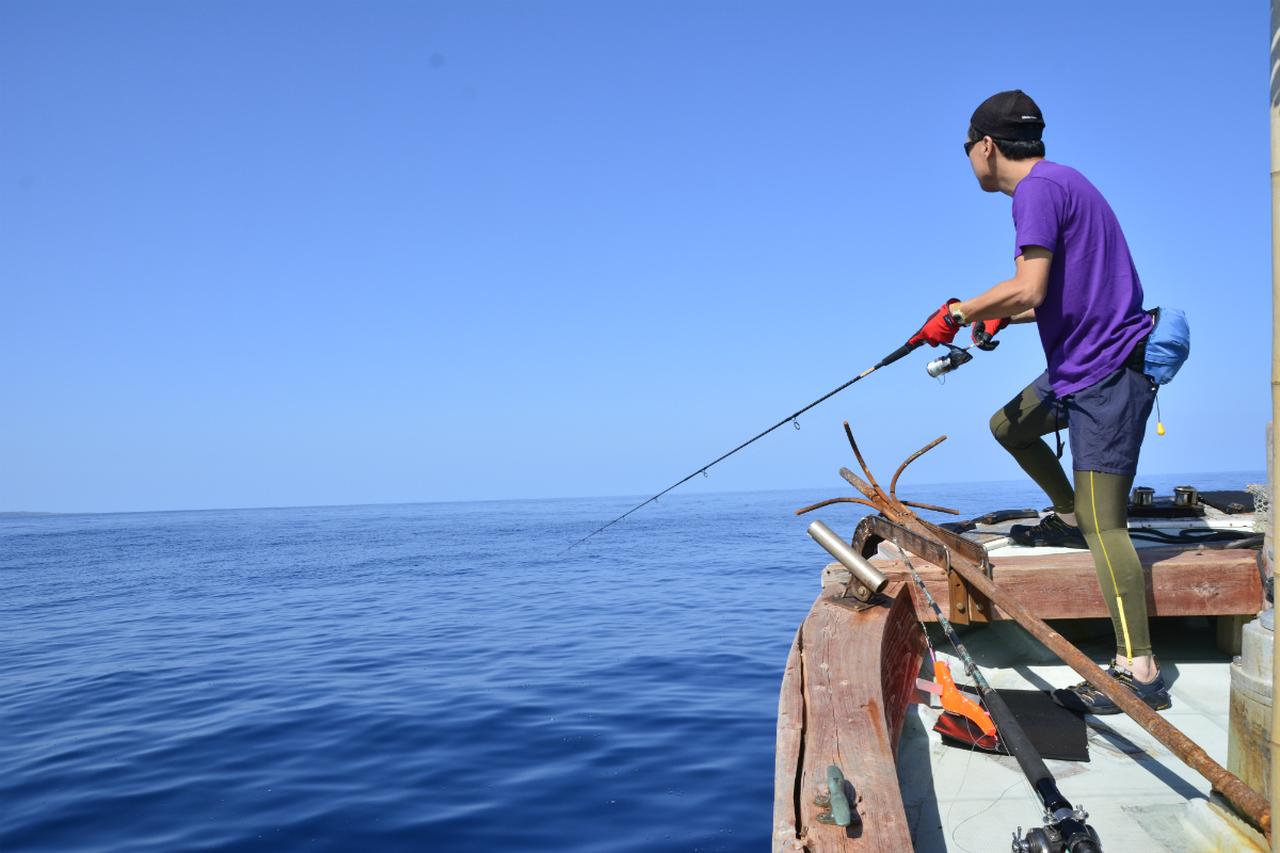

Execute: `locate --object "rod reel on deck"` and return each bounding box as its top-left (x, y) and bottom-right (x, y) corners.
top-left (1014, 813), bottom-right (1102, 853)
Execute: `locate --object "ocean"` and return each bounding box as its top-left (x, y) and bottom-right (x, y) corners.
top-left (1, 472), bottom-right (1262, 852)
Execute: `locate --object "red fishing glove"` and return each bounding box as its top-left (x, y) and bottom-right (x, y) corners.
top-left (908, 299), bottom-right (962, 348)
top-left (971, 317), bottom-right (1010, 351)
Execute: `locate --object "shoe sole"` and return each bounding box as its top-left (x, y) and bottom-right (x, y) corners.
top-left (1011, 538), bottom-right (1088, 549)
top-left (1083, 701), bottom-right (1172, 716)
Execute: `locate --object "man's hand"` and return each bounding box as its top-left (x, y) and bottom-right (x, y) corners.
top-left (908, 299), bottom-right (962, 348)
top-left (971, 317), bottom-right (1010, 351)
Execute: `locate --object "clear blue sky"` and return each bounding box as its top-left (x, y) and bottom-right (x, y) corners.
top-left (2, 2), bottom-right (1271, 513)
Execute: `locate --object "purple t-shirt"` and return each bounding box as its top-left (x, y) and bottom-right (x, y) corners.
top-left (1012, 160), bottom-right (1150, 396)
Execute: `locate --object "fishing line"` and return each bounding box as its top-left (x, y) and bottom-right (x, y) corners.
top-left (562, 341), bottom-right (922, 552)
top-left (919, 632), bottom-right (1054, 853)
top-left (943, 676), bottom-right (984, 842)
top-left (952, 776), bottom-right (1028, 853)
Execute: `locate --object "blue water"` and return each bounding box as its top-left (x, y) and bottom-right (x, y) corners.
top-left (1, 472), bottom-right (1261, 851)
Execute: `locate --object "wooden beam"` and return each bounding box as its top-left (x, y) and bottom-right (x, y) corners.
top-left (877, 546), bottom-right (1263, 622)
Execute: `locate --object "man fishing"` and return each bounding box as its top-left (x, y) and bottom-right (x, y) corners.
top-left (907, 89), bottom-right (1169, 714)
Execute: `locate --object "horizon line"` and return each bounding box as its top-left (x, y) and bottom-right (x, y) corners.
top-left (1, 467), bottom-right (1266, 519)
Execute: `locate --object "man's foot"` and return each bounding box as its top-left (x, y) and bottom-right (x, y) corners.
top-left (1052, 663), bottom-right (1172, 715)
top-left (1008, 513), bottom-right (1087, 548)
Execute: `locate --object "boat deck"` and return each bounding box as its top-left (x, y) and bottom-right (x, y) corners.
top-left (773, 507), bottom-right (1269, 851)
top-left (900, 620), bottom-right (1266, 852)
top-left (877, 508), bottom-right (1264, 624)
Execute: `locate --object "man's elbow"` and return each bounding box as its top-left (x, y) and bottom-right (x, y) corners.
top-left (1019, 279), bottom-right (1047, 310)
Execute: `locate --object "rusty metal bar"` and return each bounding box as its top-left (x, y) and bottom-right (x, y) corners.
top-left (889, 435), bottom-right (948, 502)
top-left (858, 515), bottom-right (950, 568)
top-left (839, 467), bottom-right (911, 525)
top-left (862, 514), bottom-right (992, 624)
top-left (793, 494), bottom-right (957, 514)
top-left (842, 422), bottom-right (893, 509)
top-left (793, 496), bottom-right (879, 516)
top-left (900, 500), bottom-right (961, 516)
top-left (872, 507), bottom-right (990, 571)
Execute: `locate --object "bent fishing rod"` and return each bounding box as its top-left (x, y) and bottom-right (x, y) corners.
top-left (894, 543), bottom-right (1102, 853)
top-left (564, 339), bottom-right (978, 552)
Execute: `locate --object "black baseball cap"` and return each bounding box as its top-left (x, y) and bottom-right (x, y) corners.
top-left (970, 90), bottom-right (1045, 141)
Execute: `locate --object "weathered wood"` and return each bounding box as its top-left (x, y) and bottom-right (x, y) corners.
top-left (773, 581), bottom-right (923, 851)
top-left (880, 546), bottom-right (1263, 622)
top-left (773, 628), bottom-right (806, 852)
top-left (1217, 613), bottom-right (1249, 656)
top-left (878, 587), bottom-right (926, 753)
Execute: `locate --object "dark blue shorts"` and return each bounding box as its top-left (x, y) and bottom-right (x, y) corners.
top-left (1032, 365), bottom-right (1156, 476)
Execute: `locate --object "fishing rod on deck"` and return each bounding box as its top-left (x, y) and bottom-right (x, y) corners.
top-left (564, 338), bottom-right (982, 553)
top-left (892, 542), bottom-right (1102, 853)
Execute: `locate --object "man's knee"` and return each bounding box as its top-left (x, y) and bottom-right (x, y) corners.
top-left (991, 391), bottom-right (1043, 451)
top-left (1075, 507), bottom-right (1099, 537)
top-left (989, 409), bottom-right (1011, 447)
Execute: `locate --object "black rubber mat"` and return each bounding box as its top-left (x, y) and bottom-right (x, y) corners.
top-left (1198, 490), bottom-right (1255, 514)
top-left (940, 508), bottom-right (1039, 534)
top-left (936, 687), bottom-right (1089, 762)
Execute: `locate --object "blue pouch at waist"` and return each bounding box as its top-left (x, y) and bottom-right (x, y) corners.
top-left (1143, 307), bottom-right (1190, 385)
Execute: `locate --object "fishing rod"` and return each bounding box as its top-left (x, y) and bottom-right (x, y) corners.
top-left (893, 543), bottom-right (1102, 853)
top-left (564, 337), bottom-right (983, 553)
top-left (564, 340), bottom-right (927, 553)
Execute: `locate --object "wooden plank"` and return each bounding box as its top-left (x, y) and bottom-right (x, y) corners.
top-left (773, 627), bottom-right (806, 852)
top-left (879, 546), bottom-right (1262, 622)
top-left (793, 582), bottom-right (923, 850)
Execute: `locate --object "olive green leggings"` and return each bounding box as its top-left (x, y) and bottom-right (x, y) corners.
top-left (990, 386), bottom-right (1152, 658)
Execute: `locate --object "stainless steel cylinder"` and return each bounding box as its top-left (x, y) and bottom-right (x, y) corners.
top-left (806, 520), bottom-right (889, 594)
top-left (1131, 486), bottom-right (1154, 508)
top-left (1174, 485), bottom-right (1199, 508)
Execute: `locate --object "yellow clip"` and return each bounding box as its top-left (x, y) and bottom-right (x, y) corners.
top-left (1156, 422), bottom-right (1166, 436)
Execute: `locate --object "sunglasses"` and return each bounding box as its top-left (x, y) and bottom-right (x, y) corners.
top-left (963, 137), bottom-right (982, 156)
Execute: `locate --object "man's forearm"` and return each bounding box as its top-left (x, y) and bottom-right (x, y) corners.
top-left (955, 278), bottom-right (1042, 323)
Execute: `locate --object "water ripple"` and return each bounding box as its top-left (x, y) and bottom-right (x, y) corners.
top-left (1, 474), bottom-right (1259, 850)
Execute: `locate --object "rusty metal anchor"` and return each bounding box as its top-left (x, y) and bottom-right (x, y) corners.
top-left (793, 421), bottom-right (996, 623)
